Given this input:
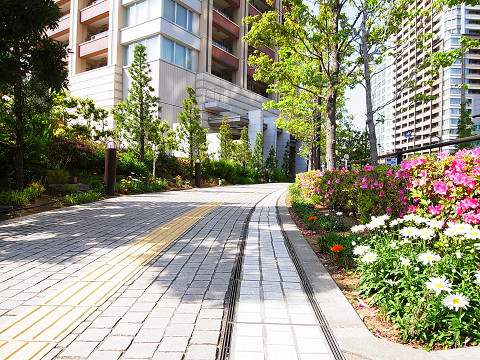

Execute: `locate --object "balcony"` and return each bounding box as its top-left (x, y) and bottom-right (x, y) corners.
top-left (248, 4), bottom-right (262, 17)
top-left (55, 0), bottom-right (70, 6)
top-left (80, 0), bottom-right (109, 25)
top-left (247, 66), bottom-right (255, 76)
top-left (212, 45), bottom-right (239, 70)
top-left (212, 9), bottom-right (240, 39)
top-left (224, 0), bottom-right (240, 7)
top-left (258, 46), bottom-right (274, 59)
top-left (79, 33), bottom-right (108, 59)
top-left (47, 13), bottom-right (70, 39)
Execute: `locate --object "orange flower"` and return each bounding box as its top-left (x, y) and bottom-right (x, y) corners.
top-left (309, 216), bottom-right (317, 221)
top-left (124, 188), bottom-right (128, 192)
top-left (331, 244), bottom-right (344, 252)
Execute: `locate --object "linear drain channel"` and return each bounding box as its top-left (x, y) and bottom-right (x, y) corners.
top-left (277, 205), bottom-right (346, 360)
top-left (217, 196), bottom-right (346, 360)
top-left (217, 206), bottom-right (253, 360)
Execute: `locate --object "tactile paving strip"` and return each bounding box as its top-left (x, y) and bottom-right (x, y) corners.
top-left (0, 202), bottom-right (223, 360)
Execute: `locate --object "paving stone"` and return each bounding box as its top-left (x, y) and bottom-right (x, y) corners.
top-left (157, 336), bottom-right (190, 352)
top-left (99, 336), bottom-right (133, 351)
top-left (123, 342), bottom-right (158, 359)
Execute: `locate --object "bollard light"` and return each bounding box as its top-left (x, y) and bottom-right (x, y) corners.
top-left (195, 159), bottom-right (201, 188)
top-left (105, 141), bottom-right (117, 196)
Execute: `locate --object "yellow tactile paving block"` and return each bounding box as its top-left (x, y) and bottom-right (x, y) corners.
top-left (43, 281), bottom-right (123, 307)
top-left (0, 340), bottom-right (52, 360)
top-left (0, 201), bottom-right (224, 360)
top-left (0, 305), bottom-right (94, 342)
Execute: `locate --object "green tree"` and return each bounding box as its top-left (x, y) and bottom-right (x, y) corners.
top-left (282, 141), bottom-right (294, 178)
top-left (252, 132), bottom-right (265, 171)
top-left (52, 91), bottom-right (113, 142)
top-left (149, 119), bottom-right (177, 179)
top-left (336, 118), bottom-right (369, 162)
top-left (354, 0), bottom-right (410, 166)
top-left (265, 146), bottom-right (278, 172)
top-left (218, 115), bottom-right (233, 160)
top-left (0, 0), bottom-right (68, 189)
top-left (236, 126), bottom-right (252, 169)
top-left (113, 43), bottom-right (162, 163)
top-left (456, 101), bottom-right (474, 150)
top-left (245, 0), bottom-right (360, 170)
top-left (177, 87), bottom-right (208, 178)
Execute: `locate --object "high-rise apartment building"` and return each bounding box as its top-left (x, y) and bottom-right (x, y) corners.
top-left (48, 0), bottom-right (307, 173)
top-left (373, 1), bottom-right (480, 157)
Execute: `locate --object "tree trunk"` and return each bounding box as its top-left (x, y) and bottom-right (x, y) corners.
top-left (325, 84), bottom-right (337, 170)
top-left (361, 0), bottom-right (378, 165)
top-left (310, 96), bottom-right (322, 170)
top-left (13, 84), bottom-right (25, 190)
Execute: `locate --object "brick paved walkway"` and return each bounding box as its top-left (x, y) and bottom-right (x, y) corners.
top-left (0, 184), bottom-right (337, 360)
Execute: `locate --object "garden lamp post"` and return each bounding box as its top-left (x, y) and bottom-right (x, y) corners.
top-left (105, 141), bottom-right (117, 196)
top-left (195, 159), bottom-right (201, 188)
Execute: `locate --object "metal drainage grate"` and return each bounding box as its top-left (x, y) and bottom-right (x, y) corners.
top-left (277, 207), bottom-right (347, 360)
top-left (217, 206), bottom-right (254, 360)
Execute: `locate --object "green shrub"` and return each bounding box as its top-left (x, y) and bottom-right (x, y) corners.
top-left (22, 182), bottom-right (45, 201)
top-left (269, 169), bottom-right (288, 182)
top-left (0, 191), bottom-right (28, 207)
top-left (46, 169), bottom-right (70, 184)
top-left (0, 182), bottom-right (45, 207)
top-left (117, 177), bottom-right (168, 194)
top-left (63, 191), bottom-right (103, 206)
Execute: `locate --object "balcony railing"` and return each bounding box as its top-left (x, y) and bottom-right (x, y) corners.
top-left (212, 45), bottom-right (239, 70)
top-left (47, 13), bottom-right (70, 38)
top-left (79, 34), bottom-right (108, 58)
top-left (212, 8), bottom-right (240, 39)
top-left (80, 0), bottom-right (109, 24)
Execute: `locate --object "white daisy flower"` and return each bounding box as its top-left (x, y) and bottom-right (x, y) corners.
top-left (442, 292), bottom-right (470, 311)
top-left (445, 222), bottom-right (472, 237)
top-left (455, 252), bottom-right (462, 259)
top-left (353, 245), bottom-right (371, 255)
top-left (403, 214), bottom-right (418, 222)
top-left (351, 224), bottom-right (366, 233)
top-left (418, 228), bottom-right (435, 240)
top-left (465, 228), bottom-right (480, 240)
top-left (390, 219), bottom-right (400, 227)
top-left (389, 241), bottom-right (398, 249)
top-left (336, 211), bottom-right (343, 216)
top-left (366, 217), bottom-right (386, 230)
top-left (400, 256), bottom-right (411, 266)
top-left (427, 219), bottom-right (445, 229)
top-left (361, 252), bottom-right (378, 264)
top-left (425, 276), bottom-right (452, 296)
top-left (475, 243), bottom-right (480, 250)
top-left (418, 251), bottom-right (441, 265)
top-left (399, 227), bottom-right (420, 238)
top-left (475, 271), bottom-right (480, 285)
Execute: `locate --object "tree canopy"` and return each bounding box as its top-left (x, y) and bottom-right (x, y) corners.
top-left (0, 0), bottom-right (68, 189)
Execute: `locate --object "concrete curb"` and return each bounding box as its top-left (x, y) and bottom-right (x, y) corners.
top-left (277, 191), bottom-right (480, 360)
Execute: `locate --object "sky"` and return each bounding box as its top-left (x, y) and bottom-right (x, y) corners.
top-left (345, 85), bottom-right (367, 130)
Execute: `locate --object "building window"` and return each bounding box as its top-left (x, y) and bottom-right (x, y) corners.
top-left (124, 36), bottom-right (160, 65)
top-left (125, 0), bottom-right (161, 27)
top-left (161, 37), bottom-right (192, 70)
top-left (163, 0), bottom-right (193, 32)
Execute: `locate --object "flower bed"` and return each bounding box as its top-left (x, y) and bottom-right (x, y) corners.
top-left (293, 148), bottom-right (480, 350)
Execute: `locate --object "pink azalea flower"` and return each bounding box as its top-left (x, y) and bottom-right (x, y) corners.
top-left (429, 204), bottom-right (444, 216)
top-left (433, 180), bottom-right (448, 195)
top-left (408, 205), bottom-right (418, 213)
